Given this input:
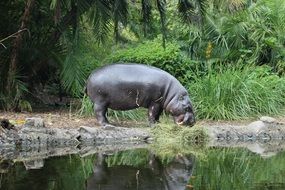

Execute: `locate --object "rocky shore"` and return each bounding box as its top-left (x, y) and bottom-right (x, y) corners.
top-left (205, 116), bottom-right (285, 142)
top-left (1, 116), bottom-right (285, 161)
top-left (0, 117), bottom-right (150, 148)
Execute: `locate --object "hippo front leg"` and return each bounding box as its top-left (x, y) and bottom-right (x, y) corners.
top-left (148, 103), bottom-right (163, 127)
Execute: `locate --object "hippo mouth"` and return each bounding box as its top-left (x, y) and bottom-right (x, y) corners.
top-left (174, 113), bottom-right (195, 127)
top-left (175, 114), bottom-right (185, 125)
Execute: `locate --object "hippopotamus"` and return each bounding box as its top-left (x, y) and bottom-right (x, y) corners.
top-left (86, 63), bottom-right (195, 127)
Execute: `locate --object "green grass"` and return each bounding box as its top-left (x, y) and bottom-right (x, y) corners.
top-left (77, 94), bottom-right (147, 122)
top-left (189, 64), bottom-right (285, 120)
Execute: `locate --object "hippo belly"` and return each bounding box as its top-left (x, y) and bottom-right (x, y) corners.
top-left (86, 63), bottom-right (195, 127)
top-left (106, 83), bottom-right (162, 110)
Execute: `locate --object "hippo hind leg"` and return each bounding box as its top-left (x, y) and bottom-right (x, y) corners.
top-left (94, 102), bottom-right (109, 126)
top-left (94, 102), bottom-right (116, 129)
top-left (148, 103), bottom-right (163, 127)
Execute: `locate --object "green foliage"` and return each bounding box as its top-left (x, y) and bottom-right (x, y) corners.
top-left (190, 64), bottom-right (285, 120)
top-left (77, 94), bottom-right (94, 116)
top-left (109, 37), bottom-right (196, 84)
top-left (60, 29), bottom-right (106, 97)
top-left (18, 100), bottom-right (32, 112)
top-left (175, 0), bottom-right (285, 66)
top-left (108, 109), bottom-right (147, 123)
top-left (0, 71), bottom-right (31, 110)
top-left (2, 0), bottom-right (285, 122)
top-left (109, 37), bottom-right (180, 65)
top-left (0, 0), bottom-right (171, 110)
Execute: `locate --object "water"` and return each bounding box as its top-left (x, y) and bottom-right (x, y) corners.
top-left (1, 146), bottom-right (285, 190)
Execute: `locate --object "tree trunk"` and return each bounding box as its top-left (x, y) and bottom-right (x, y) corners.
top-left (6, 0), bottom-right (35, 96)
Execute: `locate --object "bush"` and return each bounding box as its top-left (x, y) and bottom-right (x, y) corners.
top-left (189, 64), bottom-right (285, 120)
top-left (108, 37), bottom-right (197, 85)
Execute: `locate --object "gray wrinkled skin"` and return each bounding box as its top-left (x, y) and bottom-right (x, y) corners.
top-left (86, 63), bottom-right (195, 127)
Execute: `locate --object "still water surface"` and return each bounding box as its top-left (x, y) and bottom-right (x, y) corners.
top-left (1, 146), bottom-right (285, 190)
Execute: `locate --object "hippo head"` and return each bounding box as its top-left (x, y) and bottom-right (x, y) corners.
top-left (167, 92), bottom-right (195, 127)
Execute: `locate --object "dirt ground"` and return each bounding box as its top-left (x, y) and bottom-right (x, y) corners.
top-left (0, 110), bottom-right (98, 128)
top-left (0, 110), bottom-right (150, 128)
top-left (0, 110), bottom-right (263, 129)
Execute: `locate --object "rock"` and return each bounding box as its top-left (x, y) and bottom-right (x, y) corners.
top-left (23, 159), bottom-right (44, 170)
top-left (247, 121), bottom-right (266, 132)
top-left (79, 126), bottom-right (99, 134)
top-left (18, 127), bottom-right (80, 147)
top-left (24, 117), bottom-right (45, 128)
top-left (0, 119), bottom-right (15, 130)
top-left (260, 116), bottom-right (276, 123)
top-left (78, 126), bottom-right (150, 145)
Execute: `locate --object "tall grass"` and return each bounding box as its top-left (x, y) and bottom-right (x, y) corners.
top-left (77, 94), bottom-right (94, 116)
top-left (78, 94), bottom-right (147, 122)
top-left (189, 64), bottom-right (285, 120)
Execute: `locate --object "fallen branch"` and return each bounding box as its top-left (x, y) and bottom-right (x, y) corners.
top-left (0, 29), bottom-right (30, 48)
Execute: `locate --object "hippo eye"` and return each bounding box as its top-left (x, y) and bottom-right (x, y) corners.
top-left (178, 96), bottom-right (184, 101)
top-left (185, 106), bottom-right (191, 112)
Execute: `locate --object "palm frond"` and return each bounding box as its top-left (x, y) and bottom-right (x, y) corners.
top-left (178, 0), bottom-right (207, 26)
top-left (227, 0), bottom-right (246, 12)
top-left (60, 49), bottom-right (87, 97)
top-left (50, 0), bottom-right (97, 43)
top-left (87, 0), bottom-right (113, 44)
top-left (178, 0), bottom-right (194, 24)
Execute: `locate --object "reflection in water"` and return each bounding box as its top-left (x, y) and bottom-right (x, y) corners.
top-left (1, 147), bottom-right (285, 190)
top-left (86, 153), bottom-right (194, 190)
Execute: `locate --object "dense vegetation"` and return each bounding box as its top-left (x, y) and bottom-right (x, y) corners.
top-left (1, 0), bottom-right (285, 120)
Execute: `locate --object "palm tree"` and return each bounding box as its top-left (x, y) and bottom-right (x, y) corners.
top-left (2, 0), bottom-right (190, 109)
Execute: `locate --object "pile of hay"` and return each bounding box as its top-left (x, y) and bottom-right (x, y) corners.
top-left (150, 124), bottom-right (208, 158)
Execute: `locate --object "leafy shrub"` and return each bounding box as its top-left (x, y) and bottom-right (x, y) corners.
top-left (108, 37), bottom-right (197, 84)
top-left (189, 64), bottom-right (285, 120)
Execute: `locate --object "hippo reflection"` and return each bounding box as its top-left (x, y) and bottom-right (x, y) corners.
top-left (86, 153), bottom-right (194, 190)
top-left (86, 63), bottom-right (195, 127)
